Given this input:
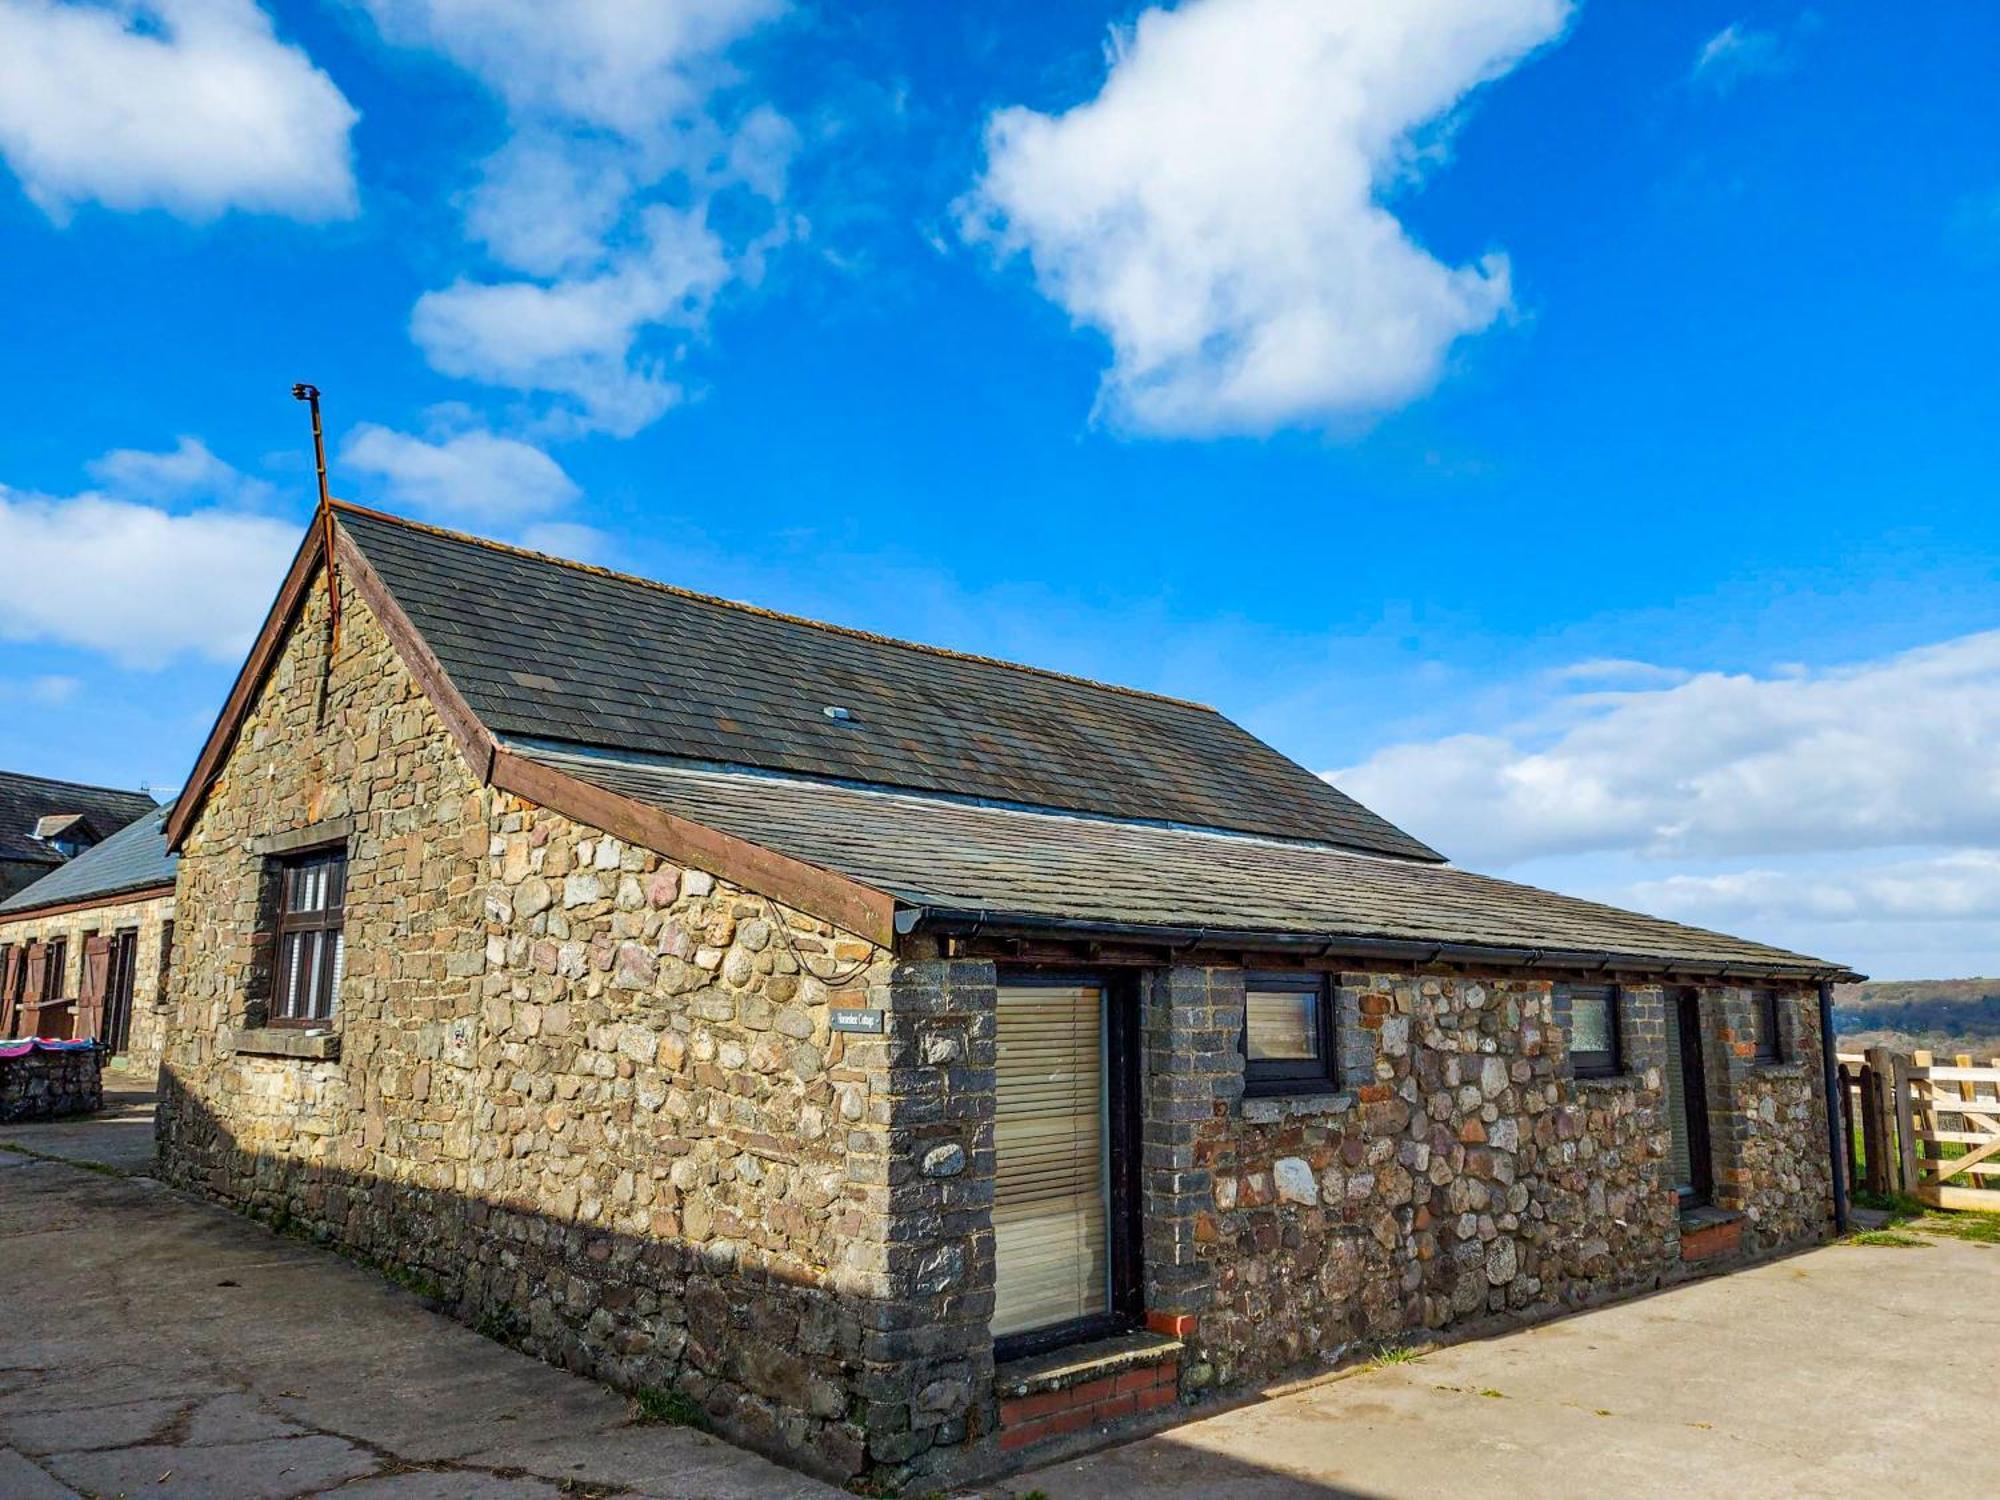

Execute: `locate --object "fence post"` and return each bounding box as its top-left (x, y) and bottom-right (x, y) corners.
top-left (1892, 1053), bottom-right (1919, 1197)
top-left (1839, 1063), bottom-right (1861, 1196)
top-left (1863, 1046), bottom-right (1896, 1194)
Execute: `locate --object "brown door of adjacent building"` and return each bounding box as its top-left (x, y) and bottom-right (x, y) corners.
top-left (1664, 988), bottom-right (1714, 1206)
top-left (991, 973), bottom-right (1141, 1360)
top-left (99, 929), bottom-right (139, 1055)
top-left (77, 935), bottom-right (112, 1046)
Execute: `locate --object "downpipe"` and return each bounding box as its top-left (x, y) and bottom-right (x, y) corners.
top-left (1818, 981), bottom-right (1850, 1234)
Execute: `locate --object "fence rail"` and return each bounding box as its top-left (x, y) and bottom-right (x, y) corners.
top-left (1837, 1047), bottom-right (2000, 1211)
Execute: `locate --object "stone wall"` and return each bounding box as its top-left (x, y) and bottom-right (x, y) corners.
top-left (1136, 968), bottom-right (1829, 1393)
top-left (1708, 986), bottom-right (1833, 1252)
top-left (876, 961), bottom-right (1832, 1484)
top-left (0, 890), bottom-right (176, 1072)
top-left (0, 1044), bottom-right (102, 1122)
top-left (154, 569), bottom-right (913, 1482)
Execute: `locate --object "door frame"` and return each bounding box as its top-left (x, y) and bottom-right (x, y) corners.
top-left (991, 967), bottom-right (1145, 1363)
top-left (1672, 987), bottom-right (1715, 1207)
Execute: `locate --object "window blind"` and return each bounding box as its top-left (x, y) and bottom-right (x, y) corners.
top-left (992, 983), bottom-right (1109, 1340)
top-left (1664, 998), bottom-right (1695, 1193)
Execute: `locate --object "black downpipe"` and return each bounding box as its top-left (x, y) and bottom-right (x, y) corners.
top-left (1818, 980), bottom-right (1849, 1234)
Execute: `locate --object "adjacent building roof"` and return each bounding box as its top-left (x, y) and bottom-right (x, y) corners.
top-left (0, 801), bottom-right (177, 916)
top-left (336, 507), bottom-right (1440, 862)
top-left (0, 770), bottom-right (157, 871)
top-left (517, 746), bottom-right (1851, 980)
top-left (168, 505), bottom-right (1859, 982)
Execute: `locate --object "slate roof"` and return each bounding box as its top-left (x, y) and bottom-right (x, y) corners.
top-left (338, 507), bottom-right (1440, 861)
top-left (0, 802), bottom-right (177, 915)
top-left (517, 746), bottom-right (1853, 979)
top-left (0, 771), bottom-right (157, 870)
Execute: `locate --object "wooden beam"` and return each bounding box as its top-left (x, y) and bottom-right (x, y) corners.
top-left (333, 520), bottom-right (496, 782)
top-left (489, 749), bottom-right (899, 949)
top-left (1915, 1183), bottom-right (2000, 1212)
top-left (164, 526), bottom-right (326, 851)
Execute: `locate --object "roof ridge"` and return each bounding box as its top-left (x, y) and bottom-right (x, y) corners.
top-left (329, 499), bottom-right (1216, 712)
top-left (0, 768), bottom-right (153, 800)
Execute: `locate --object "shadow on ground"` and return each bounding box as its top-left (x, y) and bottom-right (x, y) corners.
top-left (0, 1086), bottom-right (841, 1500)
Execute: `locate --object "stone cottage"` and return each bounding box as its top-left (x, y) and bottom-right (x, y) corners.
top-left (1, 800), bottom-right (176, 1069)
top-left (154, 502), bottom-right (1858, 1487)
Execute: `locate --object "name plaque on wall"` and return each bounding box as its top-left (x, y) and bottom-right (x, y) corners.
top-left (829, 1007), bottom-right (886, 1034)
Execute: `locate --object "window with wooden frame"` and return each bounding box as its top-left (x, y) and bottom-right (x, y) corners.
top-left (1750, 988), bottom-right (1783, 1063)
top-left (1561, 983), bottom-right (1622, 1079)
top-left (270, 847), bottom-right (347, 1026)
top-left (42, 937), bottom-right (67, 1001)
top-left (1242, 973), bottom-right (1338, 1095)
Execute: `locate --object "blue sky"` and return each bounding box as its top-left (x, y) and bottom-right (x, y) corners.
top-left (1, 1), bottom-right (1996, 979)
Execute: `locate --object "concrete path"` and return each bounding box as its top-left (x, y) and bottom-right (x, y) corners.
top-left (994, 1230), bottom-right (2000, 1499)
top-left (0, 1079), bottom-right (840, 1500)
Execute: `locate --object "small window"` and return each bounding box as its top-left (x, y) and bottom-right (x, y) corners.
top-left (1751, 988), bottom-right (1782, 1063)
top-left (158, 919), bottom-right (176, 1006)
top-left (1562, 983), bottom-right (1622, 1078)
top-left (271, 848), bottom-right (347, 1026)
top-left (1242, 974), bottom-right (1337, 1095)
top-left (43, 937), bottom-right (67, 1001)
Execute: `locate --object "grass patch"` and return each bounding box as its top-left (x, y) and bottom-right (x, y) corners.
top-left (634, 1385), bottom-right (709, 1430)
top-left (1365, 1341), bottom-right (1422, 1369)
top-left (475, 1304), bottom-right (530, 1350)
top-left (1848, 1189), bottom-right (2000, 1246)
top-left (1845, 1229), bottom-right (1930, 1248)
top-left (0, 1140), bottom-right (131, 1178)
top-left (1479, 1388), bottom-right (1507, 1400)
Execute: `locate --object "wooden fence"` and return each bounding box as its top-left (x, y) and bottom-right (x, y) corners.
top-left (1837, 1048), bottom-right (2000, 1210)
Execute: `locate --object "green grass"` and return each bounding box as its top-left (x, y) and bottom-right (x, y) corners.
top-left (1365, 1341), bottom-right (1423, 1369)
top-left (1846, 1189), bottom-right (2000, 1247)
top-left (474, 1304), bottom-right (530, 1349)
top-left (0, 1140), bottom-right (130, 1177)
top-left (1845, 1230), bottom-right (1930, 1248)
top-left (633, 1385), bottom-right (709, 1430)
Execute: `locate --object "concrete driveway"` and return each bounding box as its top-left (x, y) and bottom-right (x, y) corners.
top-left (0, 1079), bottom-right (840, 1500)
top-left (992, 1228), bottom-right (1999, 1499)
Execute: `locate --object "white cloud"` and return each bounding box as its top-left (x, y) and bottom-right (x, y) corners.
top-left (961, 0), bottom-right (1570, 436)
top-left (1692, 22), bottom-right (1786, 91)
top-left (0, 674), bottom-right (82, 705)
top-left (517, 521), bottom-right (611, 564)
top-left (342, 422), bottom-right (581, 523)
top-left (1337, 632), bottom-right (2000, 867)
top-left (361, 0), bottom-right (792, 435)
top-left (0, 0), bottom-right (358, 223)
top-left (358, 0), bottom-right (784, 134)
top-left (410, 206), bottom-right (733, 437)
top-left (87, 435), bottom-right (276, 508)
top-left (0, 489), bottom-right (298, 667)
top-left (1332, 632), bottom-right (2000, 976)
top-left (1629, 852), bottom-right (2000, 927)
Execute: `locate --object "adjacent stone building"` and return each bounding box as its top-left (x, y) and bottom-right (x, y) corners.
top-left (154, 503), bottom-right (1858, 1487)
top-left (0, 768), bottom-right (157, 903)
top-left (1, 802), bottom-right (176, 1070)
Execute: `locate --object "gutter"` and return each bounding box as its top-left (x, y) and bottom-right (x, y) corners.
top-left (897, 904), bottom-right (1863, 985)
top-left (1818, 980), bottom-right (1851, 1234)
top-left (0, 880), bottom-right (177, 926)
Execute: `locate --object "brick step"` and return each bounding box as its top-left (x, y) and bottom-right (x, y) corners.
top-left (996, 1331), bottom-right (1183, 1452)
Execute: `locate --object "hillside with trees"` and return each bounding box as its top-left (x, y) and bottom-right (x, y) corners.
top-left (1833, 978), bottom-right (2000, 1059)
